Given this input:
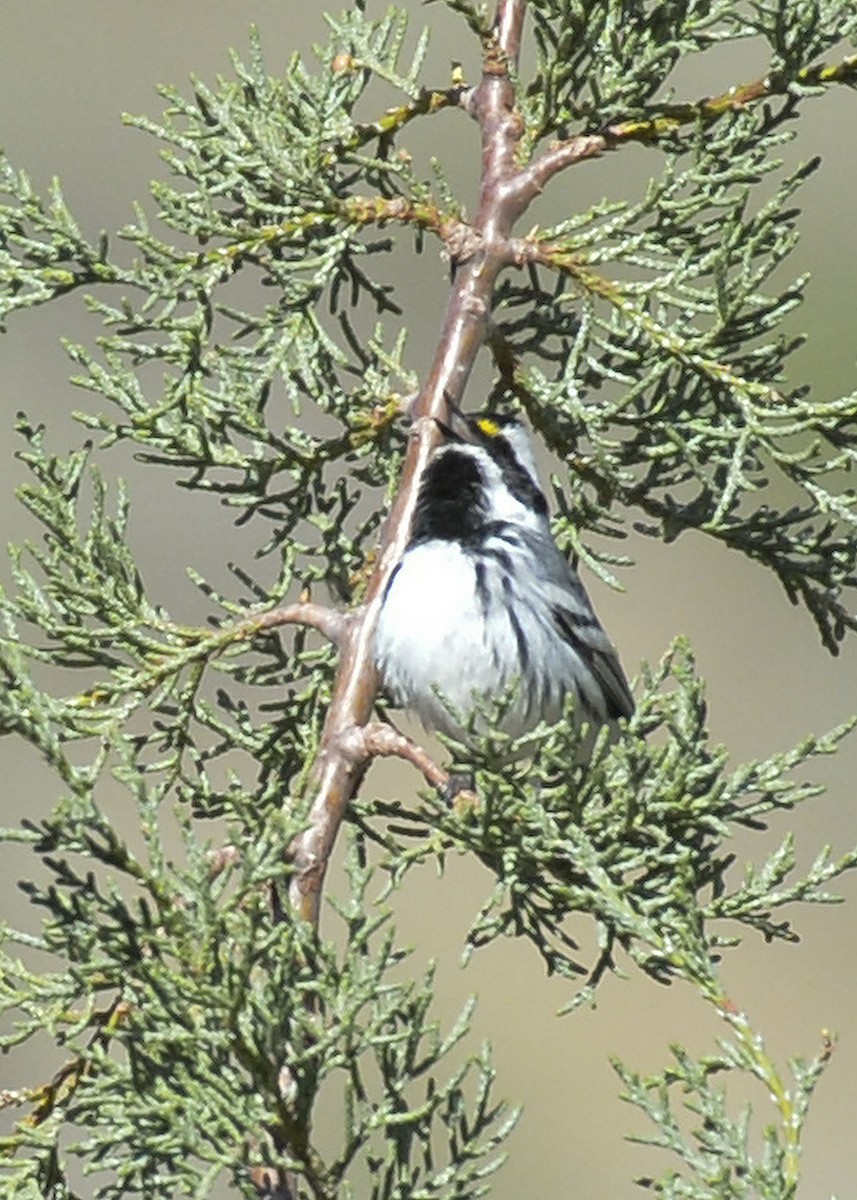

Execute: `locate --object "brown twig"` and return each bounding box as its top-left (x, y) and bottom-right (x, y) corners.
top-left (359, 722), bottom-right (449, 791)
top-left (340, 82), bottom-right (475, 153)
top-left (249, 601), bottom-right (352, 647)
top-left (522, 52), bottom-right (857, 187)
top-left (287, 0), bottom-right (532, 929)
top-left (209, 728), bottom-right (445, 881)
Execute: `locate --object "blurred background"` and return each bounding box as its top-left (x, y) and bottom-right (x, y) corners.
top-left (1, 5), bottom-right (855, 1196)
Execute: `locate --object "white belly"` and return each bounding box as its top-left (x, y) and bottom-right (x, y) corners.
top-left (374, 540), bottom-right (566, 739)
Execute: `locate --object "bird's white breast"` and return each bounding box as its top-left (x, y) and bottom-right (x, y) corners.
top-left (374, 538), bottom-right (559, 738)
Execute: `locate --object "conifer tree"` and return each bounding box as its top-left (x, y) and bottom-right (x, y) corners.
top-left (1, 2), bottom-right (857, 1197)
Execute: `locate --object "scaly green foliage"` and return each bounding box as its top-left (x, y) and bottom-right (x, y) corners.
top-left (359, 642), bottom-right (856, 992)
top-left (1, 2), bottom-right (856, 1197)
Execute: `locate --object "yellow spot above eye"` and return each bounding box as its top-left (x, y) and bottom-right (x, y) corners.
top-left (476, 418), bottom-right (501, 438)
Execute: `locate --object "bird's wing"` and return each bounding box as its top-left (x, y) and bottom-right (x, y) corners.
top-left (528, 532), bottom-right (635, 720)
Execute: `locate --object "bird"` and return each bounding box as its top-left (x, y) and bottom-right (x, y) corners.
top-left (373, 408), bottom-right (634, 746)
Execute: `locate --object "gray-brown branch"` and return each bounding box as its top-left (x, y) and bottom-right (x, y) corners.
top-left (286, 0), bottom-right (539, 928)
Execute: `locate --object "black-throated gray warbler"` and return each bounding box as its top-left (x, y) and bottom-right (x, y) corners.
top-left (374, 409), bottom-right (634, 743)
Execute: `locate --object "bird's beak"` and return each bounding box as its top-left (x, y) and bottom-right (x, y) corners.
top-left (435, 398), bottom-right (494, 446)
top-left (434, 396), bottom-right (468, 444)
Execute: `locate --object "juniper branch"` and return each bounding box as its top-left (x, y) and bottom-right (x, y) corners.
top-left (250, 602), bottom-right (350, 647)
top-left (288, 0), bottom-right (530, 927)
top-left (523, 51), bottom-right (857, 181)
top-left (336, 78), bottom-right (474, 153)
top-left (1, 4), bottom-right (855, 1197)
top-left (287, 0), bottom-right (857, 924)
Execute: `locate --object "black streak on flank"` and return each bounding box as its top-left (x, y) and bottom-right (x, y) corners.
top-left (410, 449), bottom-right (488, 545)
top-left (474, 559), bottom-right (491, 620)
top-left (508, 604), bottom-right (530, 674)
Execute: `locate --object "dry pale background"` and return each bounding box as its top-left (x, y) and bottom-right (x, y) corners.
top-left (0, 5), bottom-right (855, 1198)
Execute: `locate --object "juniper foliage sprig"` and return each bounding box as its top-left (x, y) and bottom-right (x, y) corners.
top-left (615, 1020), bottom-right (836, 1197)
top-left (498, 2), bottom-right (857, 647)
top-left (0, 2), bottom-right (855, 1197)
top-left (0, 816), bottom-right (513, 1199)
top-left (357, 640), bottom-right (857, 990)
